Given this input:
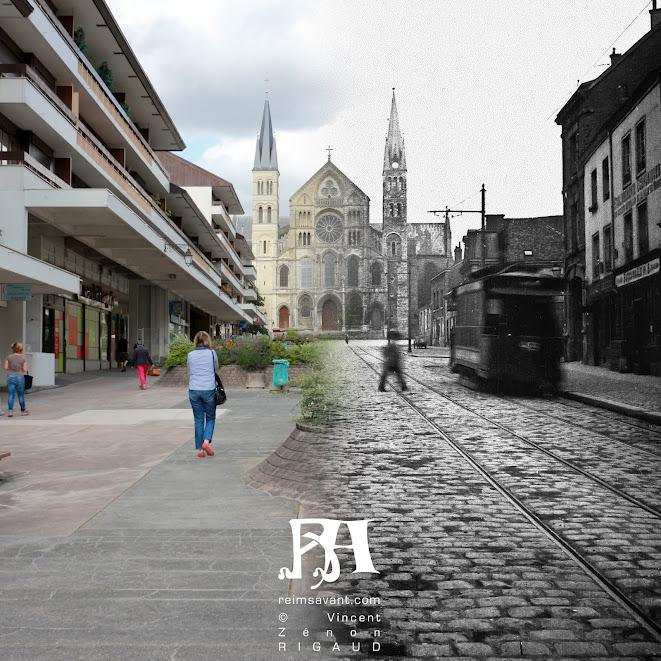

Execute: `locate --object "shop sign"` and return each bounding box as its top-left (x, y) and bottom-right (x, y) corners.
top-left (1, 283), bottom-right (32, 300)
top-left (614, 163), bottom-right (661, 217)
top-left (615, 257), bottom-right (659, 288)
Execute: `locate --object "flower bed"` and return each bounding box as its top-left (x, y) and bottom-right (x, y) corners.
top-left (164, 334), bottom-right (322, 371)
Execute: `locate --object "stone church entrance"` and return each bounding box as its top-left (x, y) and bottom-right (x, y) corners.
top-left (369, 304), bottom-right (384, 330)
top-left (321, 299), bottom-right (340, 331)
top-left (278, 306), bottom-right (290, 329)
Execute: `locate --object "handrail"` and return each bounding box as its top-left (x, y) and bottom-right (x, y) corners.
top-left (0, 150), bottom-right (64, 189)
top-left (0, 64), bottom-right (77, 125)
top-left (29, 0), bottom-right (169, 180)
top-left (76, 125), bottom-right (234, 287)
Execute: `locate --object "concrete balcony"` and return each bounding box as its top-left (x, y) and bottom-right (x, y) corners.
top-left (215, 229), bottom-right (244, 274)
top-left (0, 243), bottom-right (80, 296)
top-left (211, 202), bottom-right (236, 238)
top-left (240, 303), bottom-right (267, 325)
top-left (24, 187), bottom-right (248, 321)
top-left (6, 0), bottom-right (177, 193)
top-left (243, 287), bottom-right (257, 302)
top-left (243, 264), bottom-right (257, 281)
top-left (0, 69), bottom-right (168, 225)
top-left (219, 261), bottom-right (244, 298)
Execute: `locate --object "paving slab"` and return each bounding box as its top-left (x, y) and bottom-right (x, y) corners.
top-left (0, 379), bottom-right (303, 660)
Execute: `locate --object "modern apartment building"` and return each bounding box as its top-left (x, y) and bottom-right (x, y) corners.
top-left (0, 0), bottom-right (254, 382)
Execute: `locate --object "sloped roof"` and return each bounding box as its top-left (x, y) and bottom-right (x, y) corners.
top-left (383, 90), bottom-right (406, 171)
top-left (158, 151), bottom-right (244, 214)
top-left (253, 98), bottom-right (278, 171)
top-left (289, 159), bottom-right (370, 203)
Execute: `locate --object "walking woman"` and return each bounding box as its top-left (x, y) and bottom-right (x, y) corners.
top-left (187, 331), bottom-right (218, 458)
top-left (4, 342), bottom-right (28, 417)
top-left (130, 342), bottom-right (153, 390)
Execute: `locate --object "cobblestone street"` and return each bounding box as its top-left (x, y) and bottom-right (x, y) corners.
top-left (253, 342), bottom-right (661, 660)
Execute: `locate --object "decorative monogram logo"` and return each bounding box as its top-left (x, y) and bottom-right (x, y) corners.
top-left (279, 519), bottom-right (379, 590)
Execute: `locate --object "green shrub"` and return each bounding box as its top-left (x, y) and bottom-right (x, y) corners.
top-left (165, 335), bottom-right (194, 368)
top-left (97, 61), bottom-right (113, 89)
top-left (236, 336), bottom-right (272, 371)
top-left (74, 27), bottom-right (88, 56)
top-left (298, 370), bottom-right (337, 424)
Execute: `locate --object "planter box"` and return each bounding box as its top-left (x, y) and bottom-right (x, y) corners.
top-left (157, 364), bottom-right (313, 388)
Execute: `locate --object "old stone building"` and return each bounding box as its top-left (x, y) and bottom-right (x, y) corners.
top-left (252, 91), bottom-right (450, 336)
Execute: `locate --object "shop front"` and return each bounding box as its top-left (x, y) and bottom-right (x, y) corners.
top-left (169, 299), bottom-right (189, 344)
top-left (584, 275), bottom-right (616, 368)
top-left (42, 293), bottom-right (127, 374)
top-left (614, 250), bottom-right (660, 375)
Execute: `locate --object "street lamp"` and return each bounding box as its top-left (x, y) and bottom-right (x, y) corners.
top-left (164, 241), bottom-right (194, 266)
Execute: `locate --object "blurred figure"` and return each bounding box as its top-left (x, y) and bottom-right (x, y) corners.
top-left (378, 331), bottom-right (407, 392)
top-left (130, 342), bottom-right (153, 390)
top-left (344, 333), bottom-right (349, 345)
top-left (4, 341), bottom-right (29, 416)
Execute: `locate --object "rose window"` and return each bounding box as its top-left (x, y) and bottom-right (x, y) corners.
top-left (315, 214), bottom-right (342, 243)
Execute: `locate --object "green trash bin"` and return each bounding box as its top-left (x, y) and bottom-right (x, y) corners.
top-left (272, 359), bottom-right (289, 387)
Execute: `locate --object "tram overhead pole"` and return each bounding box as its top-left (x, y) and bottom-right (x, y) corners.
top-left (428, 184), bottom-right (487, 268)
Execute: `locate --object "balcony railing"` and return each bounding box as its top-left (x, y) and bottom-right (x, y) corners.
top-left (30, 0), bottom-right (169, 180)
top-left (0, 150), bottom-right (66, 189)
top-left (0, 63), bottom-right (77, 126)
top-left (77, 62), bottom-right (157, 169)
top-left (77, 126), bottom-right (152, 216)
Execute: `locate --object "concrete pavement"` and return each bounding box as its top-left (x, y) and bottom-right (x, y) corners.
top-left (0, 373), bottom-right (303, 660)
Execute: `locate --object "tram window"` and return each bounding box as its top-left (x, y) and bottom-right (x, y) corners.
top-left (484, 298), bottom-right (503, 334)
top-left (505, 297), bottom-right (557, 337)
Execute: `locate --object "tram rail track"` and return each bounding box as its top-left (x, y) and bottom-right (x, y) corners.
top-left (415, 352), bottom-right (661, 454)
top-left (350, 345), bottom-right (661, 643)
top-left (357, 346), bottom-right (661, 517)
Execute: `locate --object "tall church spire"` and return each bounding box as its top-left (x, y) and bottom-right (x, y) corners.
top-left (383, 89), bottom-right (406, 173)
top-left (253, 97), bottom-right (278, 171)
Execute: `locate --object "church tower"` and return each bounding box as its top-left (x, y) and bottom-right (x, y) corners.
top-left (383, 89), bottom-right (407, 235)
top-left (382, 89), bottom-right (409, 334)
top-left (252, 96), bottom-right (279, 328)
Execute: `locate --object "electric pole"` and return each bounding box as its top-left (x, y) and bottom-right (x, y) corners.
top-left (428, 184), bottom-right (487, 268)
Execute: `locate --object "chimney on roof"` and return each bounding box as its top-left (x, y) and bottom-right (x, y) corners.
top-left (454, 244), bottom-right (462, 264)
top-left (609, 48), bottom-right (622, 66)
top-left (651, 0), bottom-right (661, 29)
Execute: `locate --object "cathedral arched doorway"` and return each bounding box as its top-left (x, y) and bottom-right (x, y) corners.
top-left (278, 306), bottom-right (290, 329)
top-left (369, 303), bottom-right (384, 331)
top-left (321, 298), bottom-right (341, 331)
top-left (345, 292), bottom-right (363, 328)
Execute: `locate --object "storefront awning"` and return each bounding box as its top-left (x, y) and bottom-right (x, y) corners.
top-left (0, 244), bottom-right (81, 295)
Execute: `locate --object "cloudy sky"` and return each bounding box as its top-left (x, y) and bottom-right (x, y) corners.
top-left (108, 0), bottom-right (652, 244)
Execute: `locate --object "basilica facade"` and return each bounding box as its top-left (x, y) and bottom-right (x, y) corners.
top-left (251, 92), bottom-right (451, 336)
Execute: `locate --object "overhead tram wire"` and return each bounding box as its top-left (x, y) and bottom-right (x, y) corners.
top-left (544, 0), bottom-right (653, 121)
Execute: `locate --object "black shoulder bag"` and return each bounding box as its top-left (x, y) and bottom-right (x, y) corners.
top-left (210, 349), bottom-right (226, 406)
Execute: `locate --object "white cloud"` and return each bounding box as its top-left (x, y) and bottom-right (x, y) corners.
top-left (108, 0), bottom-right (652, 239)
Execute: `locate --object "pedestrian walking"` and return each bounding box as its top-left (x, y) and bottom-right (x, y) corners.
top-left (187, 331), bottom-right (218, 458)
top-left (4, 341), bottom-right (29, 417)
top-left (378, 331), bottom-right (407, 392)
top-left (130, 342), bottom-right (153, 390)
top-left (344, 333), bottom-right (349, 345)
top-left (117, 335), bottom-right (129, 372)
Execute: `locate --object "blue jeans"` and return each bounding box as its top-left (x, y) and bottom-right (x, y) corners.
top-left (188, 389), bottom-right (216, 450)
top-left (7, 375), bottom-right (26, 412)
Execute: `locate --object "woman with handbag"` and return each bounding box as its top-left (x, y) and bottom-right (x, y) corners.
top-left (187, 331), bottom-right (223, 458)
top-left (4, 341), bottom-right (29, 417)
top-left (130, 342), bottom-right (153, 390)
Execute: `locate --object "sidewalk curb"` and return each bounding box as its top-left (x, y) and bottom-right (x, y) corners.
top-left (561, 390), bottom-right (661, 425)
